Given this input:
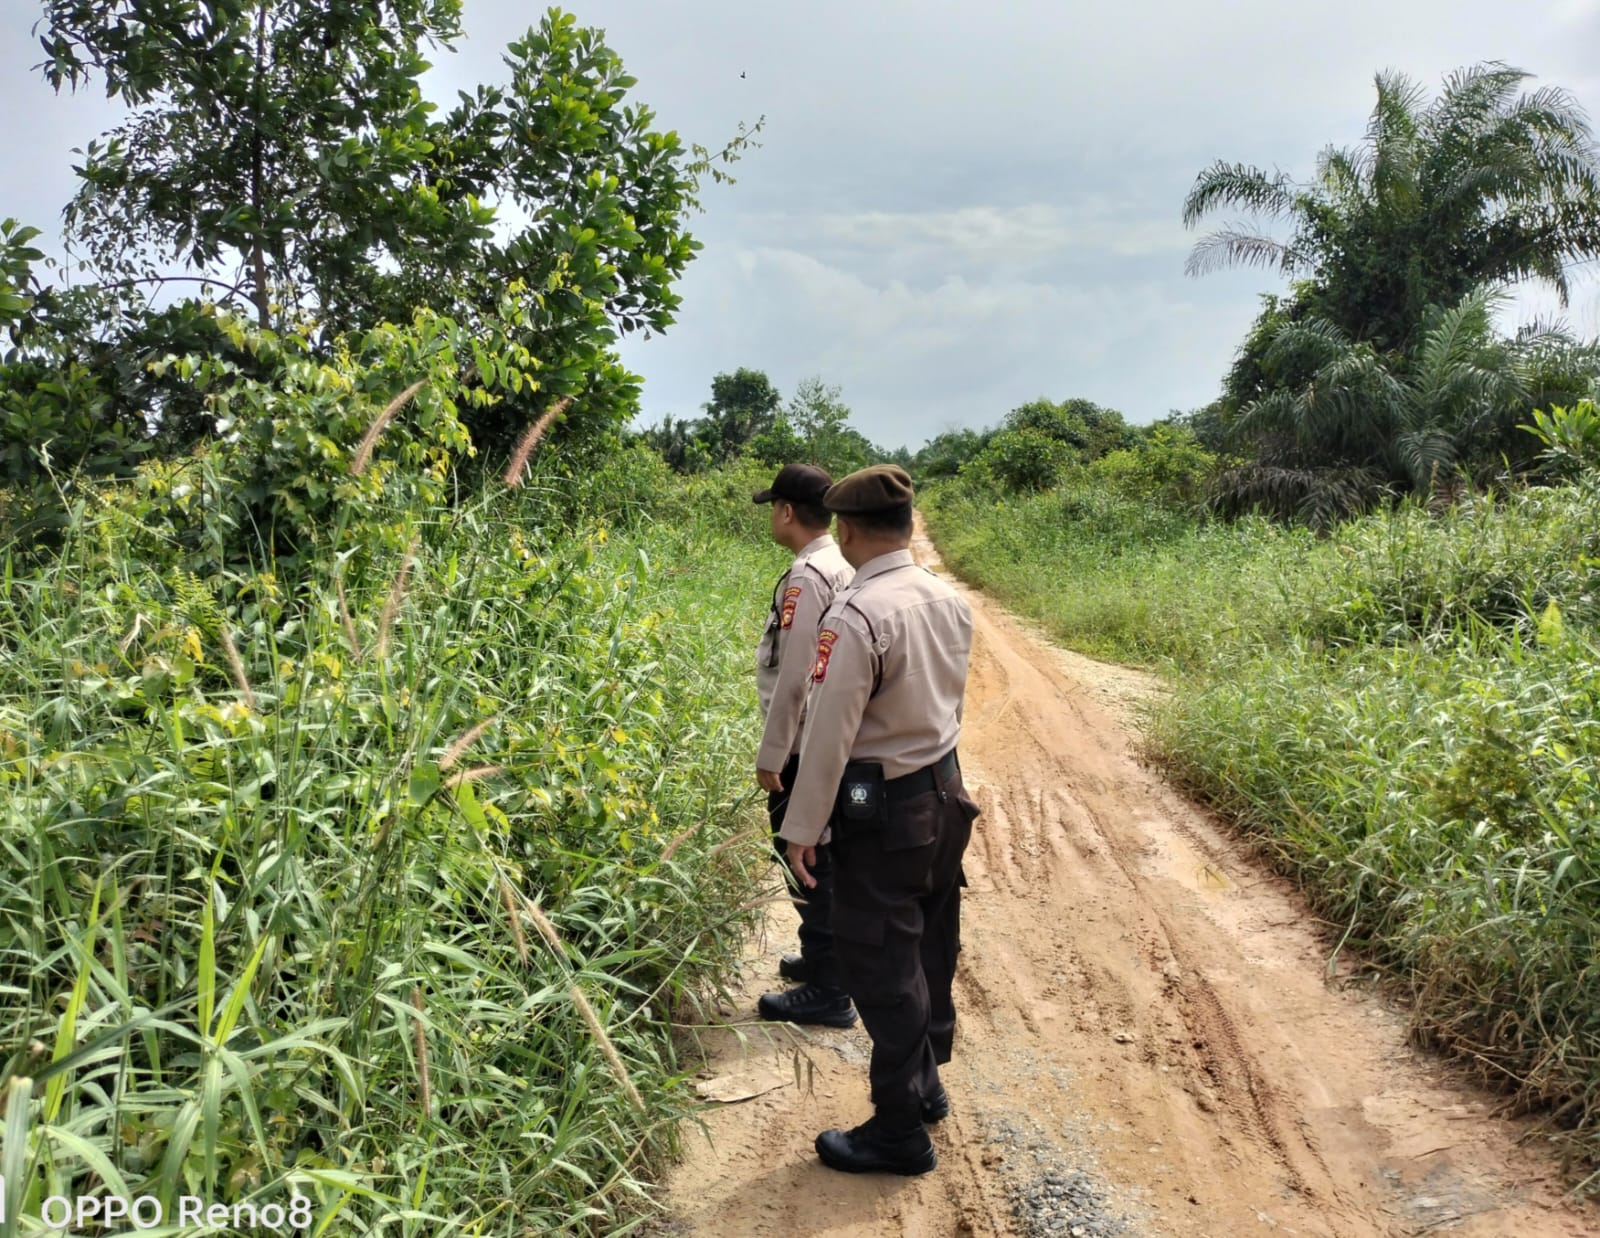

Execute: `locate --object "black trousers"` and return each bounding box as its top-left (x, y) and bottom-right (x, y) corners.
top-left (769, 752), bottom-right (839, 987)
top-left (828, 761), bottom-right (977, 1128)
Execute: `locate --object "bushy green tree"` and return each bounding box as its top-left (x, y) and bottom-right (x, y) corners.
top-left (640, 371), bottom-right (901, 478)
top-left (1, 220), bottom-right (150, 542)
top-left (30, 4), bottom-right (758, 459)
top-left (747, 414), bottom-right (807, 468)
top-left (42, 0), bottom-right (474, 330)
top-left (701, 368), bottom-right (781, 462)
top-left (965, 426), bottom-right (1078, 493)
top-left (778, 376), bottom-right (881, 477)
top-left (1089, 425), bottom-right (1217, 506)
top-left (637, 369), bottom-right (782, 472)
top-left (1158, 402), bottom-right (1231, 457)
top-left (1002, 397), bottom-right (1131, 461)
top-left (913, 427), bottom-right (989, 479)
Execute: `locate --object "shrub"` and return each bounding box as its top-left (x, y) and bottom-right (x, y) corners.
top-left (0, 456), bottom-right (782, 1232)
top-left (1524, 399), bottom-right (1600, 480)
top-left (1088, 425), bottom-right (1216, 506)
top-left (963, 427), bottom-right (1079, 493)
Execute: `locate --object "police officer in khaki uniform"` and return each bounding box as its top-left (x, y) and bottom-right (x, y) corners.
top-left (752, 464), bottom-right (858, 1027)
top-left (779, 464), bottom-right (979, 1176)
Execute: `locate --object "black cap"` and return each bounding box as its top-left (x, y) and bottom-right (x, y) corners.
top-left (824, 464), bottom-right (914, 514)
top-left (753, 462), bottom-right (834, 506)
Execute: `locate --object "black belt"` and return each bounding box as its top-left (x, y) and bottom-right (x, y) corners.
top-left (885, 749), bottom-right (959, 803)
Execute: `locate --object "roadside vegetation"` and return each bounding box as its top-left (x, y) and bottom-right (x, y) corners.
top-left (2, 445), bottom-right (782, 1234)
top-left (7, 0), bottom-right (1600, 1223)
top-left (0, 5), bottom-right (794, 1232)
top-left (923, 63), bottom-right (1600, 1186)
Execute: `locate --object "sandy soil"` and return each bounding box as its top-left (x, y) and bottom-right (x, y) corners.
top-left (649, 520), bottom-right (1598, 1238)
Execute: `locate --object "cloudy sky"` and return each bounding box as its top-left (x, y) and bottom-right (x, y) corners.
top-left (4, 1), bottom-right (1600, 448)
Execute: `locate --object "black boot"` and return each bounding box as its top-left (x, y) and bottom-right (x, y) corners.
top-left (815, 1116), bottom-right (937, 1175)
top-left (756, 983), bottom-right (857, 1028)
top-left (778, 953), bottom-right (813, 983)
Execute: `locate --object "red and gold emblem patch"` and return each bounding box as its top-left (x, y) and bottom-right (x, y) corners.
top-left (813, 628), bottom-right (838, 682)
top-left (780, 584), bottom-right (803, 629)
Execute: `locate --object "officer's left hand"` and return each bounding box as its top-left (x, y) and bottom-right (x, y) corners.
top-left (757, 767), bottom-right (784, 792)
top-left (786, 841), bottom-right (817, 889)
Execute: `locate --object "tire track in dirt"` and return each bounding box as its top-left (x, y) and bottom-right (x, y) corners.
top-left (649, 518), bottom-right (1596, 1237)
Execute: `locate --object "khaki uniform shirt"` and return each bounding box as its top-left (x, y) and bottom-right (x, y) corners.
top-left (779, 549), bottom-right (973, 847)
top-left (756, 534), bottom-right (854, 771)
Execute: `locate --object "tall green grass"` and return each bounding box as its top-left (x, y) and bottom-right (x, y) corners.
top-left (924, 482), bottom-right (1318, 667)
top-left (0, 457), bottom-right (783, 1233)
top-left (924, 474), bottom-right (1600, 1182)
top-left (1161, 630), bottom-right (1600, 1136)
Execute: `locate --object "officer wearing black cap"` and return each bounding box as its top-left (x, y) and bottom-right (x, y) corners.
top-left (751, 463), bottom-right (857, 1027)
top-left (778, 463), bottom-right (979, 1176)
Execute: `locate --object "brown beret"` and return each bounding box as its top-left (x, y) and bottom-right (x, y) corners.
top-left (824, 464), bottom-right (915, 515)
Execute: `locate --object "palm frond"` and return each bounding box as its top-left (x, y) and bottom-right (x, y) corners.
top-left (1262, 315), bottom-right (1352, 373)
top-left (1181, 162), bottom-right (1297, 227)
top-left (1507, 84), bottom-right (1596, 154)
top-left (1479, 109), bottom-right (1600, 199)
top-left (1233, 388), bottom-right (1301, 439)
top-left (1394, 426), bottom-right (1462, 490)
top-left (1366, 69), bottom-right (1427, 152)
top-left (1315, 146), bottom-right (1370, 206)
top-left (1515, 333), bottom-right (1600, 410)
top-left (1300, 346), bottom-right (1408, 450)
top-left (1428, 62), bottom-right (1529, 141)
top-left (1206, 463), bottom-right (1388, 529)
top-left (1310, 338), bottom-right (1405, 404)
top-left (1430, 363), bottom-right (1525, 438)
top-left (1412, 287), bottom-right (1504, 391)
top-left (1431, 162), bottom-right (1520, 217)
top-left (1185, 226), bottom-right (1302, 277)
top-left (1513, 315), bottom-right (1573, 345)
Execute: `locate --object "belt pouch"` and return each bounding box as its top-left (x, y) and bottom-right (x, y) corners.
top-left (835, 760), bottom-right (887, 832)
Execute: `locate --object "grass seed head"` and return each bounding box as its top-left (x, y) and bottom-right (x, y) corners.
top-left (503, 397), bottom-right (572, 488)
top-left (351, 379), bottom-right (428, 477)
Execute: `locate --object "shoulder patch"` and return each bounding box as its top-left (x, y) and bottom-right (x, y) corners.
top-left (780, 584), bottom-right (804, 629)
top-left (812, 628), bottom-right (839, 683)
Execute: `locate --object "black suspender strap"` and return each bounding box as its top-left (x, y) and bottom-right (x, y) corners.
top-left (763, 567), bottom-right (789, 668)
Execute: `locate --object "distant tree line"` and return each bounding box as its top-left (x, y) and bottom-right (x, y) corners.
top-left (636, 368), bottom-right (910, 478)
top-left (636, 375), bottom-right (1219, 511)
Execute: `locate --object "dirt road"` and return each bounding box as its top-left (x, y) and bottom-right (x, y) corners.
top-left (653, 523), bottom-right (1596, 1237)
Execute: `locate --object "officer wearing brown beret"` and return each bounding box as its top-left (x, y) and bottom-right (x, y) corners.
top-left (779, 463), bottom-right (979, 1176)
top-left (751, 463), bottom-right (857, 1027)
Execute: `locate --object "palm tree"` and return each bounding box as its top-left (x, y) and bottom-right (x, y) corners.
top-left (1185, 64), bottom-right (1600, 356)
top-left (1213, 287), bottom-right (1600, 525)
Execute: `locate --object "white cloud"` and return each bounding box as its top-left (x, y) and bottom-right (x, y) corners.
top-left (619, 238), bottom-right (1266, 445)
top-left (751, 201), bottom-right (1190, 270)
top-left (7, 0), bottom-right (1600, 451)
